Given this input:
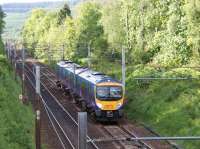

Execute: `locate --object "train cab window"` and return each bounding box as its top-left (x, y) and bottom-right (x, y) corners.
top-left (96, 86), bottom-right (122, 100)
top-left (110, 87), bottom-right (122, 98)
top-left (96, 87), bottom-right (109, 99)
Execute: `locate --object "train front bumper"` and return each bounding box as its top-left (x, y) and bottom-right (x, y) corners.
top-left (95, 109), bottom-right (123, 121)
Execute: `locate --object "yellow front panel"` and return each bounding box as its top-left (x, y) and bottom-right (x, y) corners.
top-left (97, 82), bottom-right (122, 86)
top-left (96, 98), bottom-right (124, 110)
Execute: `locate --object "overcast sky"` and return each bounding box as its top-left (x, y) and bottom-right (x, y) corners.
top-left (0, 0), bottom-right (67, 5)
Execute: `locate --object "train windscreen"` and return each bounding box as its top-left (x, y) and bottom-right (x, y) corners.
top-left (96, 86), bottom-right (123, 100)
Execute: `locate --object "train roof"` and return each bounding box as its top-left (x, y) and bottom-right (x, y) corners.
top-left (57, 61), bottom-right (121, 85)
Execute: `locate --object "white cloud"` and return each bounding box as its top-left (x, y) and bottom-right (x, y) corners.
top-left (0, 0), bottom-right (66, 5)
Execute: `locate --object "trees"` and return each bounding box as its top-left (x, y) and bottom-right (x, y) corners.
top-left (150, 0), bottom-right (191, 67)
top-left (74, 2), bottom-right (107, 60)
top-left (185, 0), bottom-right (200, 61)
top-left (22, 4), bottom-right (76, 62)
top-left (57, 3), bottom-right (71, 25)
top-left (22, 9), bottom-right (46, 56)
top-left (101, 0), bottom-right (165, 64)
top-left (22, 0), bottom-right (200, 67)
top-left (22, 1), bottom-right (109, 67)
top-left (100, 0), bottom-right (199, 66)
top-left (0, 6), bottom-right (5, 35)
top-left (101, 0), bottom-right (125, 58)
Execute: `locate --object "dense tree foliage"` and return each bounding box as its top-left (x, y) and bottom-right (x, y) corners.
top-left (57, 4), bottom-right (71, 24)
top-left (22, 2), bottom-right (107, 64)
top-left (22, 1), bottom-right (200, 148)
top-left (74, 2), bottom-right (107, 60)
top-left (101, 0), bottom-right (198, 66)
top-left (22, 0), bottom-right (200, 67)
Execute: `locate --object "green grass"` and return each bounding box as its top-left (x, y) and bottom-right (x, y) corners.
top-left (0, 42), bottom-right (34, 149)
top-left (126, 67), bottom-right (200, 149)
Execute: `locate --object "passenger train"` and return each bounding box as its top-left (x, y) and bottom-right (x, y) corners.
top-left (56, 61), bottom-right (124, 121)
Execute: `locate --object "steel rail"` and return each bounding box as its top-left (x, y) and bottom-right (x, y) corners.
top-left (40, 68), bottom-right (57, 86)
top-left (129, 136), bottom-right (200, 141)
top-left (40, 70), bottom-right (100, 149)
top-left (36, 63), bottom-right (153, 149)
top-left (139, 123), bottom-right (180, 149)
top-left (24, 68), bottom-right (75, 149)
top-left (15, 56), bottom-right (183, 149)
top-left (133, 77), bottom-right (198, 80)
top-left (120, 126), bottom-right (153, 149)
top-left (25, 64), bottom-right (78, 124)
top-left (97, 126), bottom-right (153, 149)
top-left (101, 126), bottom-right (134, 149)
top-left (25, 63), bottom-right (156, 149)
top-left (92, 136), bottom-right (200, 141)
top-left (41, 96), bottom-right (76, 149)
top-left (43, 102), bottom-right (67, 149)
top-left (24, 63), bottom-right (100, 149)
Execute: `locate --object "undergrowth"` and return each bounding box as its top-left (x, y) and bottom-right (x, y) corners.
top-left (0, 42), bottom-right (34, 149)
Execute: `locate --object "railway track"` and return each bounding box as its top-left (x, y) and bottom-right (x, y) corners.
top-left (24, 65), bottom-right (78, 149)
top-left (40, 64), bottom-right (174, 149)
top-left (34, 65), bottom-right (155, 149)
top-left (11, 51), bottom-right (175, 149)
top-left (103, 125), bottom-right (153, 149)
top-left (24, 63), bottom-right (99, 149)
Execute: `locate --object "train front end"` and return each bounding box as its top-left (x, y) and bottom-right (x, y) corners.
top-left (95, 81), bottom-right (124, 121)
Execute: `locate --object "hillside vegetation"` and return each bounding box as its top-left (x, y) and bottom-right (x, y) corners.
top-left (0, 7), bottom-right (34, 149)
top-left (21, 0), bottom-right (200, 148)
top-left (2, 2), bottom-right (66, 13)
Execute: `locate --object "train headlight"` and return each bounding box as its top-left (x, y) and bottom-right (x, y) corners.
top-left (97, 103), bottom-right (103, 109)
top-left (116, 103), bottom-right (122, 109)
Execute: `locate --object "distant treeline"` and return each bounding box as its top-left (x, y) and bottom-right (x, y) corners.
top-left (2, 0), bottom-right (81, 13)
top-left (2, 2), bottom-right (64, 13)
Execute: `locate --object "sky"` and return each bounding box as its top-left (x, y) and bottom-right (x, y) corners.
top-left (0, 0), bottom-right (66, 5)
